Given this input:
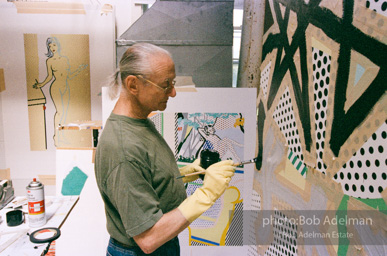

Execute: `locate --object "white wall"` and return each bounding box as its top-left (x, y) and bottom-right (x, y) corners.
top-left (0, 93), bottom-right (5, 169)
top-left (0, 2), bottom-right (114, 194)
top-left (55, 149), bottom-right (109, 256)
top-left (0, 0), bottom-right (155, 38)
top-left (111, 0), bottom-right (156, 37)
top-left (0, 0), bottom-right (156, 187)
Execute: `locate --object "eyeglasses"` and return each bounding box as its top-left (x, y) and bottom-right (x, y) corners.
top-left (136, 75), bottom-right (176, 94)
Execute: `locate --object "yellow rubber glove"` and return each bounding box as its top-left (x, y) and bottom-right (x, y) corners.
top-left (179, 159), bottom-right (205, 183)
top-left (178, 160), bottom-right (236, 222)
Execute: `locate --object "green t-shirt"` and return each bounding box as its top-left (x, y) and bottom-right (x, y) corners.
top-left (95, 113), bottom-right (187, 246)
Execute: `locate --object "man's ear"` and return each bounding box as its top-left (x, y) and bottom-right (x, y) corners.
top-left (124, 75), bottom-right (138, 94)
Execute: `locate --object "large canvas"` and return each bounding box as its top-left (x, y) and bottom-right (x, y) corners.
top-left (253, 0), bottom-right (387, 255)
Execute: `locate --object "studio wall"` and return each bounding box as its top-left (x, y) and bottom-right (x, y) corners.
top-left (0, 92), bottom-right (5, 169)
top-left (251, 0), bottom-right (386, 255)
top-left (0, 2), bottom-right (114, 190)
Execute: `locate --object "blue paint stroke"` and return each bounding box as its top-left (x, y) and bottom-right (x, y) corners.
top-left (191, 235), bottom-right (220, 246)
top-left (61, 166), bottom-right (88, 195)
top-left (354, 64), bottom-right (365, 86)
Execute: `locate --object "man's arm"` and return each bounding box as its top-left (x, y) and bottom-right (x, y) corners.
top-left (134, 160), bottom-right (235, 254)
top-left (133, 159), bottom-right (204, 253)
top-left (133, 208), bottom-right (189, 254)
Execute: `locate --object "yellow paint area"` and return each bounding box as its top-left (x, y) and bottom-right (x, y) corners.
top-left (278, 158), bottom-right (307, 191)
top-left (189, 186), bottom-right (241, 246)
top-left (25, 34), bottom-right (47, 151)
top-left (185, 126), bottom-right (193, 139)
top-left (311, 37), bottom-right (332, 56)
top-left (234, 117), bottom-right (245, 128)
top-left (0, 69), bottom-right (5, 92)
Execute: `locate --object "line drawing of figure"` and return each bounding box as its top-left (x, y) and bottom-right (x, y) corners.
top-left (197, 117), bottom-right (221, 150)
top-left (33, 37), bottom-right (88, 146)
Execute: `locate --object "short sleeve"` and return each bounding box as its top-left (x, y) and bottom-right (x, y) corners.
top-left (105, 160), bottom-right (163, 237)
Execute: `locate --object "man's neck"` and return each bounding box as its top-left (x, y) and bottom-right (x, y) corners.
top-left (113, 96), bottom-right (150, 119)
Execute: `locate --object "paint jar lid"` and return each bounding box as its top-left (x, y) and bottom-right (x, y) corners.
top-left (200, 149), bottom-right (220, 169)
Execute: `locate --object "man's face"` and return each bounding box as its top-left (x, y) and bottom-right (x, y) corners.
top-left (138, 54), bottom-right (176, 113)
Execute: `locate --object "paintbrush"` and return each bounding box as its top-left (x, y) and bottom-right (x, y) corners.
top-left (176, 157), bottom-right (258, 179)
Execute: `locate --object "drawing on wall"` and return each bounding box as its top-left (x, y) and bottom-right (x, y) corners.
top-left (252, 0), bottom-right (387, 255)
top-left (175, 112), bottom-right (245, 246)
top-left (25, 34), bottom-right (91, 149)
top-left (33, 36), bottom-right (88, 146)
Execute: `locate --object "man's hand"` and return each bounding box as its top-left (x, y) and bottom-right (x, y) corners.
top-left (178, 159), bottom-right (205, 183)
top-left (177, 160), bottom-right (236, 222)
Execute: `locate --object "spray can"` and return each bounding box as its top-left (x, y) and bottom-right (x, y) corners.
top-left (26, 178), bottom-right (46, 227)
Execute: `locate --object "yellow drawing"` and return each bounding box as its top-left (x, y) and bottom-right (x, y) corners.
top-left (25, 34), bottom-right (92, 148)
top-left (33, 36), bottom-right (88, 146)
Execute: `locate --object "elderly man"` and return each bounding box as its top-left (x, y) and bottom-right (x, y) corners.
top-left (95, 43), bottom-right (235, 255)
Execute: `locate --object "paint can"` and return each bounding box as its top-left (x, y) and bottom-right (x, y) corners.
top-left (26, 178), bottom-right (46, 227)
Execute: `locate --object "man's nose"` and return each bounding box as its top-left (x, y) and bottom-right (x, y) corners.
top-left (168, 87), bottom-right (177, 98)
